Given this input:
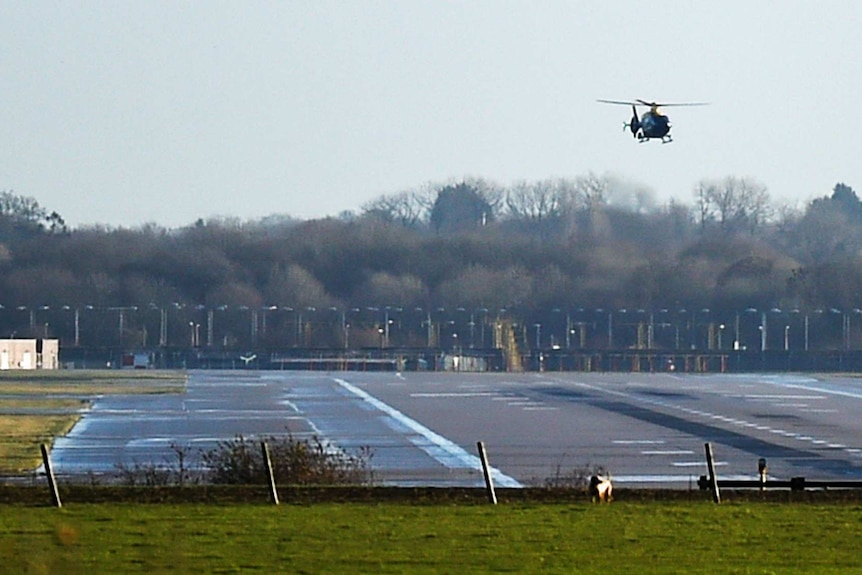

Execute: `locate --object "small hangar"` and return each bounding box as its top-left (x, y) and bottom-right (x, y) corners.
top-left (0, 339), bottom-right (59, 370)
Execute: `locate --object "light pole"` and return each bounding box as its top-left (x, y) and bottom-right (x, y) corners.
top-left (607, 311), bottom-right (613, 349)
top-left (159, 307), bottom-right (168, 347)
top-left (75, 307), bottom-right (81, 347)
top-left (784, 325), bottom-right (790, 351)
top-left (341, 309), bottom-right (349, 350)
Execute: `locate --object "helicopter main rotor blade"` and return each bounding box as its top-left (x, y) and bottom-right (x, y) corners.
top-left (636, 99), bottom-right (710, 107)
top-left (597, 99), bottom-right (640, 106)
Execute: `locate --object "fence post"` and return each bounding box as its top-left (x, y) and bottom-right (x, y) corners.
top-left (476, 441), bottom-right (497, 505)
top-left (758, 458), bottom-right (768, 491)
top-left (40, 443), bottom-right (62, 508)
top-left (704, 442), bottom-right (721, 504)
top-left (261, 441), bottom-right (279, 505)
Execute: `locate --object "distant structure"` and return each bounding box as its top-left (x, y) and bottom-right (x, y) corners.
top-left (0, 339), bottom-right (59, 370)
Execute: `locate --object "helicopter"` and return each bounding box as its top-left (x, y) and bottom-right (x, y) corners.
top-left (597, 99), bottom-right (708, 143)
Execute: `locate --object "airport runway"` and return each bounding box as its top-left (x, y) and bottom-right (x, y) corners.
top-left (50, 370), bottom-right (862, 487)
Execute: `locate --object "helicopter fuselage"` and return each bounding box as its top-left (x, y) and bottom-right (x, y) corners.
top-left (638, 111), bottom-right (671, 141)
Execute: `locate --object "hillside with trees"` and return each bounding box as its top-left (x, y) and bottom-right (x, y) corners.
top-left (1, 177), bottom-right (861, 353)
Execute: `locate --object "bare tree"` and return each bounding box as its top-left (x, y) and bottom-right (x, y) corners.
top-left (694, 176), bottom-right (771, 235)
top-left (264, 264), bottom-right (334, 309)
top-left (505, 180), bottom-right (563, 221)
top-left (356, 272), bottom-right (428, 308)
top-left (361, 190), bottom-right (427, 229)
top-left (0, 190), bottom-right (47, 222)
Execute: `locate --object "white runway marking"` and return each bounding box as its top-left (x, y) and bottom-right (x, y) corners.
top-left (743, 394), bottom-right (825, 400)
top-left (335, 378), bottom-right (522, 488)
top-left (555, 373), bottom-right (862, 467)
top-left (410, 392), bottom-right (497, 398)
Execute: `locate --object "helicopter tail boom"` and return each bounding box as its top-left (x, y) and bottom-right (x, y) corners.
top-left (622, 105), bottom-right (640, 138)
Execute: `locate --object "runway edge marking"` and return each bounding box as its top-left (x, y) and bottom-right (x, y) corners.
top-left (334, 378), bottom-right (522, 488)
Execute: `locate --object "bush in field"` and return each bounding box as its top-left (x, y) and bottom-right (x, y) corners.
top-left (114, 460), bottom-right (173, 487)
top-left (114, 442), bottom-right (198, 487)
top-left (202, 434), bottom-right (374, 486)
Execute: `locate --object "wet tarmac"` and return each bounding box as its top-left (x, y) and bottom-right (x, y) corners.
top-left (47, 370), bottom-right (862, 487)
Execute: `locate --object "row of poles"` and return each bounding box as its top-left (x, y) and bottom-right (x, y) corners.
top-left (37, 440), bottom-right (501, 508)
top-left (8, 305), bottom-right (862, 352)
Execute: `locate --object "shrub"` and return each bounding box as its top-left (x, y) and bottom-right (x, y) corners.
top-left (202, 434), bottom-right (374, 486)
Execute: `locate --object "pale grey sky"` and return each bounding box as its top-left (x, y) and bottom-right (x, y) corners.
top-left (2, 1), bottom-right (860, 228)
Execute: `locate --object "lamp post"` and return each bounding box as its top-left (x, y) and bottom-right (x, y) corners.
top-left (75, 307), bottom-right (81, 347)
top-left (341, 309), bottom-right (349, 350)
top-left (383, 308), bottom-right (391, 348)
top-left (423, 309), bottom-right (434, 348)
top-left (159, 307), bottom-right (168, 347)
top-left (607, 311), bottom-right (613, 349)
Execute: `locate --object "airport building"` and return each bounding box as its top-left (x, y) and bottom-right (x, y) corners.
top-left (0, 339), bottom-right (59, 370)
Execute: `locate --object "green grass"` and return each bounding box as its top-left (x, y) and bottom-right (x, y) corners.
top-left (2, 501), bottom-right (861, 574)
top-left (0, 370), bottom-right (186, 473)
top-left (0, 369), bottom-right (187, 395)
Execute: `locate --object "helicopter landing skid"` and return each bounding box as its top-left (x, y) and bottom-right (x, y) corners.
top-left (638, 135), bottom-right (673, 143)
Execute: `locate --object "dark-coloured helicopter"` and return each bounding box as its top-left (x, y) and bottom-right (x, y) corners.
top-left (597, 99), bottom-right (708, 143)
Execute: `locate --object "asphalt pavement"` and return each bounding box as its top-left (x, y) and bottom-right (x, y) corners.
top-left (49, 370), bottom-right (862, 487)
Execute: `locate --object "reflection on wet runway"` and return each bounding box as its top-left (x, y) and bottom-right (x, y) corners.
top-left (49, 370), bottom-right (862, 487)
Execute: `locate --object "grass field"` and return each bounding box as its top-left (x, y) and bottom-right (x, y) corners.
top-left (1, 500), bottom-right (861, 574)
top-left (0, 370), bottom-right (186, 473)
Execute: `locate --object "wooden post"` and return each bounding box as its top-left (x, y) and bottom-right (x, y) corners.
top-left (261, 441), bottom-right (279, 505)
top-left (40, 443), bottom-right (62, 508)
top-left (758, 458), bottom-right (768, 491)
top-left (477, 441), bottom-right (497, 505)
top-left (704, 442), bottom-right (721, 504)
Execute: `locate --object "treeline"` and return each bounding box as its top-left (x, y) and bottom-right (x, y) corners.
top-left (0, 176), bottom-right (860, 348)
